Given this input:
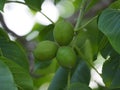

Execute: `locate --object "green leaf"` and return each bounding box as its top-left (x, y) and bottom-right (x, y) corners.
top-left (84, 39), bottom-right (93, 64)
top-left (98, 8), bottom-right (120, 55)
top-left (34, 59), bottom-right (58, 75)
top-left (0, 0), bottom-right (6, 11)
top-left (0, 60), bottom-right (18, 90)
top-left (73, 0), bottom-right (82, 10)
top-left (39, 24), bottom-right (54, 41)
top-left (25, 0), bottom-right (44, 11)
top-left (0, 41), bottom-right (29, 70)
top-left (75, 18), bottom-right (99, 58)
top-left (33, 74), bottom-right (53, 88)
top-left (0, 48), bottom-right (2, 56)
top-left (102, 58), bottom-right (120, 89)
top-left (0, 57), bottom-right (33, 90)
top-left (100, 42), bottom-right (119, 59)
top-left (0, 28), bottom-right (9, 41)
top-left (48, 67), bottom-right (69, 90)
top-left (68, 83), bottom-right (92, 90)
top-left (71, 61), bottom-right (90, 85)
top-left (54, 0), bottom-right (61, 4)
top-left (0, 29), bottom-right (29, 70)
top-left (0, 28), bottom-right (29, 70)
top-left (35, 60), bottom-right (52, 69)
top-left (110, 0), bottom-right (120, 9)
top-left (32, 23), bottom-right (45, 31)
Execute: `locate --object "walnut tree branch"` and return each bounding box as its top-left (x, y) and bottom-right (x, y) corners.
top-left (0, 12), bottom-right (36, 75)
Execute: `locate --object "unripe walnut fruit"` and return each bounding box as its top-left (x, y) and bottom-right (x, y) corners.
top-left (56, 46), bottom-right (77, 69)
top-left (53, 20), bottom-right (74, 46)
top-left (33, 40), bottom-right (58, 61)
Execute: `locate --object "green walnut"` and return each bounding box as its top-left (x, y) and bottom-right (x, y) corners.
top-left (53, 20), bottom-right (74, 46)
top-left (33, 40), bottom-right (58, 61)
top-left (56, 46), bottom-right (77, 69)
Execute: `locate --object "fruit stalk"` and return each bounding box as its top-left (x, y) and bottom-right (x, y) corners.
top-left (67, 70), bottom-right (71, 90)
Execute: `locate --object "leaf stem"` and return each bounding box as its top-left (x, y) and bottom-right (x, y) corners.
top-left (40, 11), bottom-right (55, 24)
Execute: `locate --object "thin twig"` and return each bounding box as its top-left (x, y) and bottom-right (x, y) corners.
top-left (6, 0), bottom-right (26, 5)
top-left (40, 11), bottom-right (55, 24)
top-left (74, 0), bottom-right (89, 30)
top-left (75, 15), bottom-right (98, 31)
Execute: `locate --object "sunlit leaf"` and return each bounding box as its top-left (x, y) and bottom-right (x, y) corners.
top-left (33, 74), bottom-right (53, 88)
top-left (0, 59), bottom-right (18, 90)
top-left (32, 23), bottom-right (45, 31)
top-left (34, 59), bottom-right (58, 75)
top-left (73, 0), bottom-right (82, 10)
top-left (56, 0), bottom-right (75, 18)
top-left (110, 0), bottom-right (120, 9)
top-left (75, 18), bottom-right (99, 58)
top-left (84, 39), bottom-right (93, 64)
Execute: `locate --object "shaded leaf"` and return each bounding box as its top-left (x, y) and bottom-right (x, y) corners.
top-left (100, 42), bottom-right (119, 59)
top-left (39, 24), bottom-right (54, 41)
top-left (0, 48), bottom-right (2, 56)
top-left (98, 8), bottom-right (120, 55)
top-left (102, 58), bottom-right (120, 89)
top-left (0, 28), bottom-right (9, 41)
top-left (0, 57), bottom-right (33, 90)
top-left (0, 59), bottom-right (18, 90)
top-left (25, 0), bottom-right (44, 11)
top-left (0, 40), bottom-right (29, 70)
top-left (35, 60), bottom-right (52, 69)
top-left (48, 67), bottom-right (69, 90)
top-left (0, 0), bottom-right (6, 11)
top-left (71, 61), bottom-right (90, 85)
top-left (0, 29), bottom-right (29, 70)
top-left (68, 83), bottom-right (92, 90)
top-left (54, 0), bottom-right (61, 4)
